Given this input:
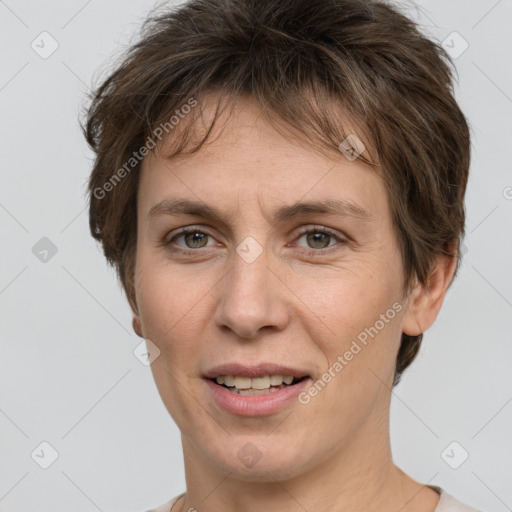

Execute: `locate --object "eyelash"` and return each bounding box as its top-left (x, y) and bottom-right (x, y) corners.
top-left (164, 225), bottom-right (347, 257)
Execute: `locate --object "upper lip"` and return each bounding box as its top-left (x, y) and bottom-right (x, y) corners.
top-left (203, 363), bottom-right (310, 379)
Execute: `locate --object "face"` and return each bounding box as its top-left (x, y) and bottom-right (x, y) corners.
top-left (132, 96), bottom-right (423, 481)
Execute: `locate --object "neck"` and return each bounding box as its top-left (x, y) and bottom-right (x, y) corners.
top-left (176, 412), bottom-right (439, 512)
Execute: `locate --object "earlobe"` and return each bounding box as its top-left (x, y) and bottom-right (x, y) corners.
top-left (129, 287), bottom-right (144, 338)
top-left (401, 244), bottom-right (458, 337)
top-left (132, 313), bottom-right (143, 338)
top-left (401, 283), bottom-right (425, 336)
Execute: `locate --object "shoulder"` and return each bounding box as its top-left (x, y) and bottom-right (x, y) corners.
top-left (433, 486), bottom-right (484, 512)
top-left (142, 492), bottom-right (185, 512)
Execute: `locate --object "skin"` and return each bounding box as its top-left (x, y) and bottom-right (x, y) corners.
top-left (131, 95), bottom-right (456, 512)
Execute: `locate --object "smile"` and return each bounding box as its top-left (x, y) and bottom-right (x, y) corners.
top-left (205, 375), bottom-right (311, 416)
top-left (213, 375), bottom-right (307, 395)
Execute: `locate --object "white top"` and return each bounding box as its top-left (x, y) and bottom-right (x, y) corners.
top-left (144, 485), bottom-right (483, 512)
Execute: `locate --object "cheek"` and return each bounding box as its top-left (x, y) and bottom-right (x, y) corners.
top-left (291, 264), bottom-right (404, 391)
top-left (134, 259), bottom-right (212, 424)
top-left (134, 258), bottom-right (211, 360)
top-left (293, 261), bottom-right (400, 336)
top-left (302, 275), bottom-right (403, 428)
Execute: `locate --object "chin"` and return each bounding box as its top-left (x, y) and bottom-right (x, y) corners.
top-left (205, 440), bottom-right (310, 482)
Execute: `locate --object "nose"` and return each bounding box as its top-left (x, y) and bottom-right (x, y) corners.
top-left (214, 248), bottom-right (290, 340)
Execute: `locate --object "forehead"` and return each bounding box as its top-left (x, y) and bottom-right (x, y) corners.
top-left (138, 95), bottom-right (388, 220)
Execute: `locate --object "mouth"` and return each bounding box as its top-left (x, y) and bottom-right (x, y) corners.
top-left (204, 371), bottom-right (312, 416)
top-left (208, 375), bottom-right (309, 395)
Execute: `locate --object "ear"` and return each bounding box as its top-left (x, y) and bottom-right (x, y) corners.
top-left (130, 294), bottom-right (144, 338)
top-left (401, 242), bottom-right (458, 336)
top-left (128, 281), bottom-right (144, 337)
top-left (132, 312), bottom-right (143, 338)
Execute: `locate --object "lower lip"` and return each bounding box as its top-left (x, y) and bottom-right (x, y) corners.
top-left (204, 378), bottom-right (311, 416)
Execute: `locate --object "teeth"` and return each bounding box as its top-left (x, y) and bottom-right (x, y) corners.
top-left (236, 387), bottom-right (282, 395)
top-left (252, 376), bottom-right (270, 389)
top-left (270, 375), bottom-right (283, 385)
top-left (214, 374), bottom-right (298, 389)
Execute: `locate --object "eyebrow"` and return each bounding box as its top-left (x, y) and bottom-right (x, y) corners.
top-left (148, 198), bottom-right (372, 224)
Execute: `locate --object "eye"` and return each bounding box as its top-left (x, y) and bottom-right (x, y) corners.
top-left (167, 227), bottom-right (217, 250)
top-left (164, 225), bottom-right (347, 256)
top-left (293, 225), bottom-right (346, 254)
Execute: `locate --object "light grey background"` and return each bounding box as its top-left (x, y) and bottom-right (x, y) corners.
top-left (0, 1), bottom-right (511, 511)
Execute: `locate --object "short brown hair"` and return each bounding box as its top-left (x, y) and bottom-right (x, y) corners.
top-left (84, 0), bottom-right (471, 387)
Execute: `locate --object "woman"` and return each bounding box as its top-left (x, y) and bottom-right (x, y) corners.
top-left (84, 0), bottom-right (481, 510)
